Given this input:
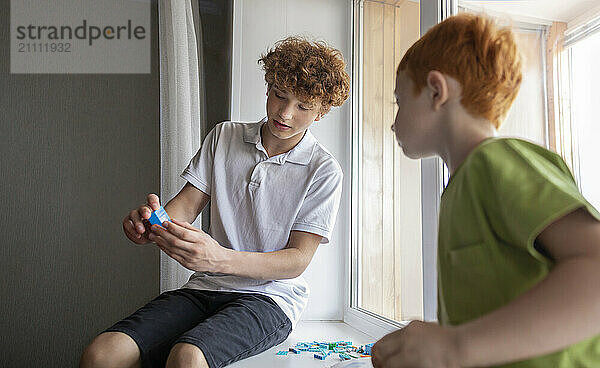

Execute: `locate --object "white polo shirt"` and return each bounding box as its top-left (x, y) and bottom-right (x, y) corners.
top-left (179, 119), bottom-right (343, 327)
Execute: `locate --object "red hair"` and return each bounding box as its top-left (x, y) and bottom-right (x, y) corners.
top-left (399, 13), bottom-right (522, 128)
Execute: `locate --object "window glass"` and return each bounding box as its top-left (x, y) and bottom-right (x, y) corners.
top-left (356, 0), bottom-right (423, 322)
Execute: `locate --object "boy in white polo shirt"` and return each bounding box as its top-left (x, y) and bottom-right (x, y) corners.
top-left (80, 37), bottom-right (350, 368)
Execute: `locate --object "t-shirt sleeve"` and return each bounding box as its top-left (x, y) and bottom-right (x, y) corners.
top-left (180, 125), bottom-right (219, 195)
top-left (482, 139), bottom-right (600, 263)
top-left (291, 165), bottom-right (343, 244)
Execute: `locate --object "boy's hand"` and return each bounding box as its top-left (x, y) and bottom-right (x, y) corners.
top-left (122, 193), bottom-right (161, 245)
top-left (148, 218), bottom-right (229, 273)
top-left (371, 321), bottom-right (462, 368)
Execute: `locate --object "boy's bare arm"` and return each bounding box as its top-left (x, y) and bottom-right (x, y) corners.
top-left (455, 207), bottom-right (600, 366)
top-left (148, 221), bottom-right (322, 280)
top-left (163, 182), bottom-right (210, 224)
top-left (220, 230), bottom-right (322, 280)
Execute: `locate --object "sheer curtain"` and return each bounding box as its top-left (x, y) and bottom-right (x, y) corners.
top-left (158, 0), bottom-right (206, 292)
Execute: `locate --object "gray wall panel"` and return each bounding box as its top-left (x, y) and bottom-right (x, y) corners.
top-left (0, 1), bottom-right (160, 366)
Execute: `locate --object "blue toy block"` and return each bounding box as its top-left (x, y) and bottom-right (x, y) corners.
top-left (276, 350), bottom-right (288, 355)
top-left (364, 343), bottom-right (374, 355)
top-left (148, 206), bottom-right (171, 226)
top-left (314, 352), bottom-right (327, 360)
top-left (339, 353), bottom-right (352, 361)
top-left (289, 347), bottom-right (300, 354)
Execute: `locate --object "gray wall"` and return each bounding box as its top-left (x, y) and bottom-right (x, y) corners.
top-left (0, 2), bottom-right (160, 366)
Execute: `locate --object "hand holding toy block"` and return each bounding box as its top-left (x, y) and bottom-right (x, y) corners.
top-left (144, 206), bottom-right (171, 230)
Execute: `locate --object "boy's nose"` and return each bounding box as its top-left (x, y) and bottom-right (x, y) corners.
top-left (279, 106), bottom-right (293, 120)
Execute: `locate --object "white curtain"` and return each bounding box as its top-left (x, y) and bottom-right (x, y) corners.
top-left (158, 0), bottom-right (206, 292)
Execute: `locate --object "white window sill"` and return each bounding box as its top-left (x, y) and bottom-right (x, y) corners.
top-left (225, 320), bottom-right (378, 368)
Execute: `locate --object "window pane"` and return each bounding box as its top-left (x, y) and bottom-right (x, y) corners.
top-left (357, 0), bottom-right (423, 322)
top-left (571, 30), bottom-right (600, 209)
top-left (500, 29), bottom-right (547, 145)
top-left (459, 4), bottom-right (548, 146)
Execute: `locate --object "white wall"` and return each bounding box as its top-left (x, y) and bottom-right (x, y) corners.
top-left (231, 0), bottom-right (352, 320)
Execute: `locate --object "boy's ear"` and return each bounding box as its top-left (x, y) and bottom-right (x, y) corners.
top-left (426, 70), bottom-right (449, 111)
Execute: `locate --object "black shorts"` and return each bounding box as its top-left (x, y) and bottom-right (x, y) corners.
top-left (103, 288), bottom-right (292, 368)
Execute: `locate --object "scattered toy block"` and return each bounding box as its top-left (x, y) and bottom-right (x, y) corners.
top-left (339, 353), bottom-right (352, 361)
top-left (314, 352), bottom-right (327, 360)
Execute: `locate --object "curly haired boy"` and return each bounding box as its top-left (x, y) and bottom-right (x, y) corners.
top-left (371, 13), bottom-right (600, 368)
top-left (80, 37), bottom-right (350, 368)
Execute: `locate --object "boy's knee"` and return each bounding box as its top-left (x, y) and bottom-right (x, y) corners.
top-left (79, 332), bottom-right (141, 368)
top-left (166, 343), bottom-right (209, 368)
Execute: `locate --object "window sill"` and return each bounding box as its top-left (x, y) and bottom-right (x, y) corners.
top-left (225, 320), bottom-right (378, 367)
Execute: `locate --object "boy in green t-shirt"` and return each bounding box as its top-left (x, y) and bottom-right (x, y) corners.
top-left (371, 13), bottom-right (600, 368)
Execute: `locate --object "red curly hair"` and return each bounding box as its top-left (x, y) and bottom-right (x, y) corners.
top-left (399, 13), bottom-right (522, 128)
top-left (259, 36), bottom-right (350, 114)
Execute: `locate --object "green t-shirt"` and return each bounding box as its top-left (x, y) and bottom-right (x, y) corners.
top-left (438, 137), bottom-right (600, 367)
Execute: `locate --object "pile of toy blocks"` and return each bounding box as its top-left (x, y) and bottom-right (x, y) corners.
top-left (276, 341), bottom-right (375, 361)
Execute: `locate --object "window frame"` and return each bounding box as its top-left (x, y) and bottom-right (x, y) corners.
top-left (344, 0), bottom-right (451, 338)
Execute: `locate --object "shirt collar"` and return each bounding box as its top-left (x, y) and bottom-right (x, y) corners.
top-left (242, 117), bottom-right (265, 144)
top-left (243, 117), bottom-right (317, 166)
